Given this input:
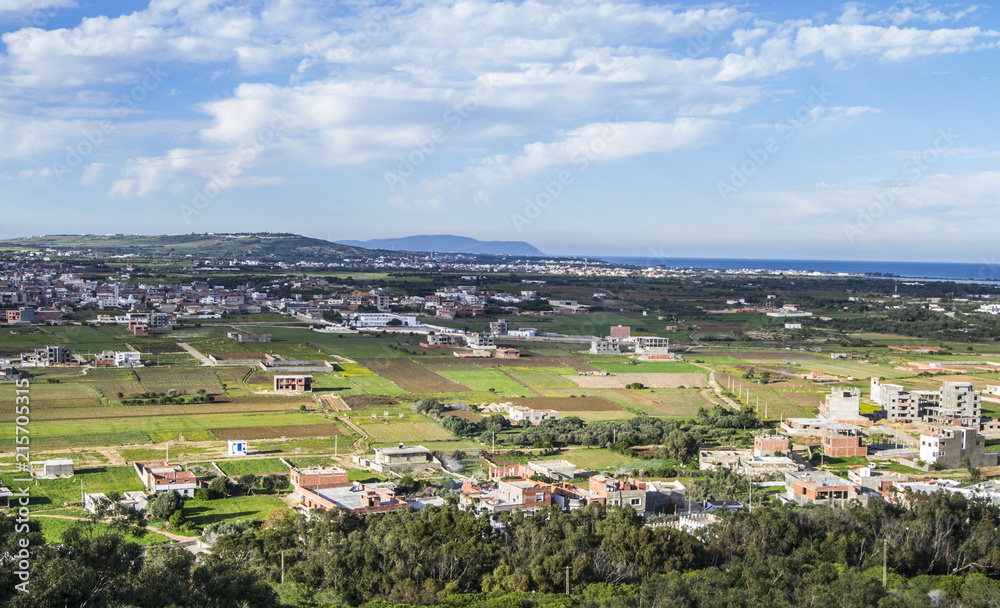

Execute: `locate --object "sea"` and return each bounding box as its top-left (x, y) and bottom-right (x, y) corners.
top-left (598, 256), bottom-right (1000, 283)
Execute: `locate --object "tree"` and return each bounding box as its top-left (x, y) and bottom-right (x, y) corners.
top-left (209, 475), bottom-right (230, 497)
top-left (759, 371), bottom-right (772, 385)
top-left (659, 429), bottom-right (697, 465)
top-left (322, 310), bottom-right (343, 323)
top-left (386, 317), bottom-right (403, 326)
top-left (238, 474), bottom-right (258, 495)
top-left (168, 509), bottom-right (186, 530)
top-left (149, 491), bottom-right (184, 521)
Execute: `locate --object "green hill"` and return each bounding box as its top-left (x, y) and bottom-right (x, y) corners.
top-left (0, 233), bottom-right (364, 260)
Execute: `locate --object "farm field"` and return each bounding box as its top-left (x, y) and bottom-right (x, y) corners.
top-left (505, 367), bottom-right (578, 389)
top-left (0, 381), bottom-right (102, 408)
top-left (24, 398), bottom-right (309, 421)
top-left (628, 388), bottom-right (713, 419)
top-left (2, 410), bottom-right (334, 451)
top-left (566, 372), bottom-right (706, 389)
top-left (211, 423), bottom-right (346, 441)
top-left (558, 448), bottom-right (638, 470)
top-left (435, 368), bottom-right (531, 397)
top-left (507, 396), bottom-right (633, 421)
top-left (586, 360), bottom-right (704, 374)
top-left (344, 373), bottom-right (407, 395)
top-left (135, 367), bottom-right (223, 394)
top-left (356, 419), bottom-right (457, 443)
top-left (359, 358), bottom-right (468, 393)
top-left (216, 458), bottom-right (289, 475)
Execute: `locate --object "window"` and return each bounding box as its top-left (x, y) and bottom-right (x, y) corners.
top-left (535, 493), bottom-right (544, 502)
top-left (630, 498), bottom-right (641, 506)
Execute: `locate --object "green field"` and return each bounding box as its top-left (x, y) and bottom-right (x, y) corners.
top-left (0, 410), bottom-right (334, 451)
top-left (0, 465), bottom-right (145, 511)
top-left (179, 495), bottom-right (289, 529)
top-left (587, 360), bottom-right (704, 374)
top-left (506, 367), bottom-right (576, 388)
top-left (559, 448), bottom-right (638, 470)
top-left (216, 458), bottom-right (289, 475)
top-left (35, 517), bottom-right (170, 546)
top-left (436, 368), bottom-right (531, 397)
top-left (358, 419), bottom-right (457, 443)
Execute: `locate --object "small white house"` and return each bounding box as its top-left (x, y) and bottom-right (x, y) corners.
top-left (228, 440), bottom-right (248, 457)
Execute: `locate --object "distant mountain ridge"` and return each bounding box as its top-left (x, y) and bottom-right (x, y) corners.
top-left (336, 235), bottom-right (545, 256)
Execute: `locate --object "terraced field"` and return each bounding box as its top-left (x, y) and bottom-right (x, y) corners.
top-left (359, 359), bottom-right (468, 393)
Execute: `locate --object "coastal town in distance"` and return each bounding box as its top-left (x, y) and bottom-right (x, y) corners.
top-left (4, 233), bottom-right (1000, 607)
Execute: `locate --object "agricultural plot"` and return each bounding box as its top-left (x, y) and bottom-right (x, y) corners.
top-left (505, 367), bottom-right (575, 390)
top-left (626, 388), bottom-right (710, 419)
top-left (508, 396), bottom-right (632, 422)
top-left (3, 411), bottom-right (328, 451)
top-left (79, 368), bottom-right (145, 399)
top-left (435, 368), bottom-right (531, 397)
top-left (586, 361), bottom-right (704, 374)
top-left (211, 423), bottom-right (346, 441)
top-left (216, 458), bottom-right (289, 475)
top-left (135, 368), bottom-right (223, 394)
top-left (441, 410), bottom-right (483, 423)
top-left (567, 372), bottom-right (706, 389)
top-left (26, 398), bottom-right (309, 422)
top-left (357, 419), bottom-right (456, 443)
top-left (0, 382), bottom-right (102, 408)
top-left (559, 448), bottom-right (638, 470)
top-left (346, 374), bottom-right (407, 395)
top-left (359, 359), bottom-right (468, 393)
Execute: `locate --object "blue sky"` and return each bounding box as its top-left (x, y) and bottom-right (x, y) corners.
top-left (1, 0), bottom-right (998, 262)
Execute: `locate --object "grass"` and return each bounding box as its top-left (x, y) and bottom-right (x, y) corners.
top-left (0, 411), bottom-right (329, 452)
top-left (359, 420), bottom-right (457, 443)
top-left (560, 448), bottom-right (639, 470)
top-left (35, 517), bottom-right (171, 546)
top-left (505, 367), bottom-right (576, 389)
top-left (630, 388), bottom-right (712, 419)
top-left (0, 466), bottom-right (146, 511)
top-left (216, 458), bottom-right (289, 476)
top-left (436, 369), bottom-right (532, 397)
top-left (586, 360), bottom-right (705, 374)
top-left (181, 495), bottom-right (289, 529)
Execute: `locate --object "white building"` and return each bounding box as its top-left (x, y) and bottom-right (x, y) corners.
top-left (352, 313), bottom-right (419, 327)
top-left (590, 339), bottom-right (617, 355)
top-left (820, 387), bottom-right (862, 421)
top-left (227, 440), bottom-right (248, 457)
top-left (115, 351), bottom-right (142, 368)
top-left (508, 328), bottom-right (537, 338)
top-left (508, 405), bottom-right (559, 425)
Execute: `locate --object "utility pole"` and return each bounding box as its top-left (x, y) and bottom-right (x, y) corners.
top-left (492, 430), bottom-right (495, 453)
top-left (335, 434), bottom-right (338, 457)
top-left (80, 479), bottom-right (84, 506)
top-left (281, 550), bottom-right (286, 584)
top-left (565, 565), bottom-right (570, 595)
